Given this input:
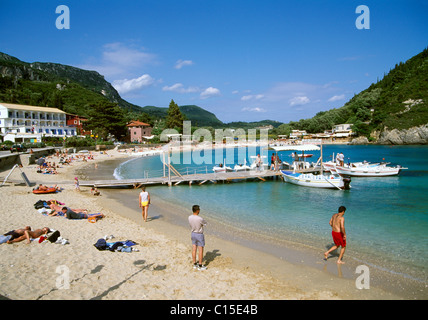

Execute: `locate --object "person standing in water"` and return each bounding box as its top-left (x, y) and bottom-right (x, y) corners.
top-left (139, 186), bottom-right (150, 222)
top-left (324, 206), bottom-right (347, 264)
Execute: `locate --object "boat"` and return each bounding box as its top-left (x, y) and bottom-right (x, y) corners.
top-left (234, 159), bottom-right (251, 171)
top-left (334, 163), bottom-right (406, 177)
top-left (213, 160), bottom-right (233, 173)
top-left (270, 144), bottom-right (321, 171)
top-left (323, 160), bottom-right (380, 171)
top-left (323, 152), bottom-right (407, 176)
top-left (272, 143), bottom-right (351, 190)
top-left (280, 170), bottom-right (351, 190)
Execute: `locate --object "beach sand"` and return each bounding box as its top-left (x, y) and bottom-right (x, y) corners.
top-left (0, 148), bottom-right (405, 300)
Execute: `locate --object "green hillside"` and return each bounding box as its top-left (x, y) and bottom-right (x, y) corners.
top-left (0, 52), bottom-right (144, 116)
top-left (140, 105), bottom-right (224, 128)
top-left (286, 47), bottom-right (428, 136)
top-left (1, 48), bottom-right (426, 139)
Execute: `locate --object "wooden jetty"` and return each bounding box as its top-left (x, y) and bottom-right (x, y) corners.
top-left (79, 170), bottom-right (282, 188)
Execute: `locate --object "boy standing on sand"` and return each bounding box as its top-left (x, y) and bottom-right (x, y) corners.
top-left (324, 206), bottom-right (347, 264)
top-left (188, 205), bottom-right (207, 270)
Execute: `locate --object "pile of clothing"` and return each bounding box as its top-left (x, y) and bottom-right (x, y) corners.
top-left (94, 236), bottom-right (138, 253)
top-left (39, 229), bottom-right (69, 245)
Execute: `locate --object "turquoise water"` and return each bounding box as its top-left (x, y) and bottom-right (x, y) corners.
top-left (114, 145), bottom-right (428, 283)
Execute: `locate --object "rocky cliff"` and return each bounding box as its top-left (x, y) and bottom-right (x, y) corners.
top-left (377, 124), bottom-right (428, 145)
top-left (351, 124), bottom-right (428, 145)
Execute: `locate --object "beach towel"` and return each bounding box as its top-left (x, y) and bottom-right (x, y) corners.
top-left (38, 208), bottom-right (54, 215)
top-left (88, 213), bottom-right (103, 223)
top-left (94, 239), bottom-right (137, 252)
top-left (0, 235), bottom-right (12, 244)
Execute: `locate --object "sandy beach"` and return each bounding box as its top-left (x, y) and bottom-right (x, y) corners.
top-left (0, 147), bottom-right (407, 300)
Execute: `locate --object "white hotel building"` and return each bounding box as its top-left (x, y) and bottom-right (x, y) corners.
top-left (0, 103), bottom-right (77, 143)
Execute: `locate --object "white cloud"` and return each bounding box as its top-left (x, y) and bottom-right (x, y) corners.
top-left (175, 59), bottom-right (194, 69)
top-left (289, 96), bottom-right (310, 106)
top-left (112, 74), bottom-right (155, 94)
top-left (78, 42), bottom-right (157, 78)
top-left (241, 94), bottom-right (264, 101)
top-left (200, 87), bottom-right (221, 99)
top-left (241, 107), bottom-right (266, 113)
top-left (328, 94), bottom-right (345, 102)
top-left (162, 83), bottom-right (199, 93)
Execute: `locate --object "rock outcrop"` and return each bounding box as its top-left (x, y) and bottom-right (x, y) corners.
top-left (349, 136), bottom-right (370, 145)
top-left (377, 124), bottom-right (428, 145)
top-left (350, 124), bottom-right (428, 145)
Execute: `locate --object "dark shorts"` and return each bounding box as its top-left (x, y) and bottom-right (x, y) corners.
top-left (191, 232), bottom-right (205, 247)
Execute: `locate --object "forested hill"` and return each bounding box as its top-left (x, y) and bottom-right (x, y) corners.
top-left (285, 47), bottom-right (428, 137)
top-left (1, 48), bottom-right (427, 135)
top-left (0, 52), bottom-right (143, 116)
top-left (140, 105), bottom-right (224, 127)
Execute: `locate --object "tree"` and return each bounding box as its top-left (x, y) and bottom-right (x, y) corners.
top-left (165, 99), bottom-right (184, 132)
top-left (85, 101), bottom-right (127, 140)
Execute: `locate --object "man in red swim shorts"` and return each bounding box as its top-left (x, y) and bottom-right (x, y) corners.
top-left (324, 206), bottom-right (347, 264)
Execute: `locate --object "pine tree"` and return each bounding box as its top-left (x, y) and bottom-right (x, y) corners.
top-left (166, 99), bottom-right (184, 132)
top-left (85, 101), bottom-right (127, 140)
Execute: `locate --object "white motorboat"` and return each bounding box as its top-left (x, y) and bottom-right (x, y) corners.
top-left (234, 159), bottom-right (251, 171)
top-left (272, 143), bottom-right (351, 190)
top-left (280, 170), bottom-right (351, 189)
top-left (213, 161), bottom-right (233, 173)
top-left (323, 159), bottom-right (380, 171)
top-left (334, 163), bottom-right (406, 177)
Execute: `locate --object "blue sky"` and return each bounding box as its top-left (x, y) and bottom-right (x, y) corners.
top-left (0, 0), bottom-right (427, 123)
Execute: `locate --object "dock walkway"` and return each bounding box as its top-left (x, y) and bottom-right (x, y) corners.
top-left (79, 170), bottom-right (282, 188)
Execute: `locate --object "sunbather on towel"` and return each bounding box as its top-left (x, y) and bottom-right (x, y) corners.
top-left (61, 207), bottom-right (104, 220)
top-left (47, 202), bottom-right (87, 216)
top-left (1, 226), bottom-right (32, 243)
top-left (7, 227), bottom-right (50, 244)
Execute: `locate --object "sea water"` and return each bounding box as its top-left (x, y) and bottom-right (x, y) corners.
top-left (113, 145), bottom-right (428, 288)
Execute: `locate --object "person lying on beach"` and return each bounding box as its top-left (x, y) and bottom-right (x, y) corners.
top-left (47, 202), bottom-right (87, 216)
top-left (61, 207), bottom-right (104, 220)
top-left (2, 226), bottom-right (32, 243)
top-left (34, 184), bottom-right (60, 191)
top-left (7, 227), bottom-right (50, 244)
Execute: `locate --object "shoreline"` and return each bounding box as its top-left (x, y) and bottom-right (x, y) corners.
top-left (77, 151), bottom-right (425, 299)
top-left (0, 147), bottom-right (422, 300)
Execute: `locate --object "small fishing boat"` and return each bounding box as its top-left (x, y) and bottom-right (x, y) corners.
top-left (334, 163), bottom-right (406, 177)
top-left (280, 170), bottom-right (351, 190)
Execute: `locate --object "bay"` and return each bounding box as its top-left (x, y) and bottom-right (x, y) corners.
top-left (113, 144), bottom-right (428, 290)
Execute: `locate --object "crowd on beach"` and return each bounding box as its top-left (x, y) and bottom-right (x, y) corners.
top-left (36, 150), bottom-right (97, 175)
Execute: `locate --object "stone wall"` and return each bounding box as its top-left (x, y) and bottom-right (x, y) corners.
top-left (0, 147), bottom-right (57, 170)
